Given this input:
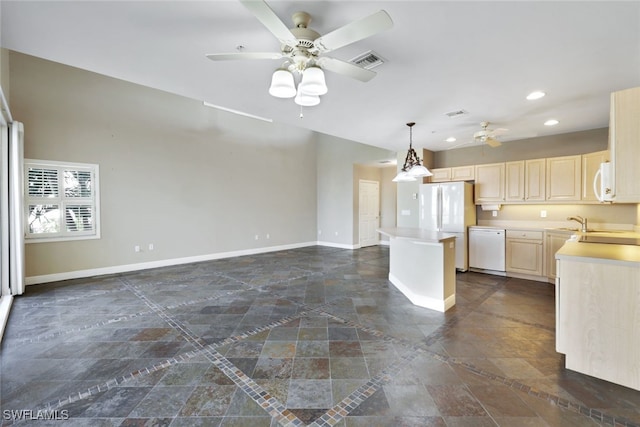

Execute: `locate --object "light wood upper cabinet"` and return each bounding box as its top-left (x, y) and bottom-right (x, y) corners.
top-left (430, 168), bottom-right (451, 182)
top-left (525, 158), bottom-right (546, 201)
top-left (610, 86), bottom-right (640, 202)
top-left (506, 159), bottom-right (545, 202)
top-left (505, 161), bottom-right (525, 201)
top-left (451, 165), bottom-right (475, 181)
top-left (474, 163), bottom-right (505, 203)
top-left (430, 166), bottom-right (474, 183)
top-left (546, 155), bottom-right (581, 201)
top-left (581, 150), bottom-right (609, 201)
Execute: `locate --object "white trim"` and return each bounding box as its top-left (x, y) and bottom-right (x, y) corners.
top-left (26, 241), bottom-right (320, 285)
top-left (388, 272), bottom-right (455, 312)
top-left (0, 295), bottom-right (13, 342)
top-left (317, 241), bottom-right (359, 250)
top-left (379, 240), bottom-right (390, 246)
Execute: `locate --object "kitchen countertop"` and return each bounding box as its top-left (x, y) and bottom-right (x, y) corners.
top-left (556, 239), bottom-right (640, 266)
top-left (377, 227), bottom-right (456, 243)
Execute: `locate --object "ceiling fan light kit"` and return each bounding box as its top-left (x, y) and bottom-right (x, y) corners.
top-left (207, 0), bottom-right (393, 109)
top-left (268, 69), bottom-right (297, 98)
top-left (269, 65), bottom-right (328, 105)
top-left (393, 122), bottom-right (433, 183)
top-left (294, 89), bottom-right (320, 107)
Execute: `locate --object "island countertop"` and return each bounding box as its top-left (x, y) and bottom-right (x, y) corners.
top-left (556, 240), bottom-right (640, 267)
top-left (377, 227), bottom-right (456, 243)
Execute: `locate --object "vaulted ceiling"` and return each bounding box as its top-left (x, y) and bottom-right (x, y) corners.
top-left (2, 1), bottom-right (639, 153)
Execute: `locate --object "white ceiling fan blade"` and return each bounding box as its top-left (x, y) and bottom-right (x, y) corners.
top-left (239, 0), bottom-right (298, 47)
top-left (206, 52), bottom-right (283, 61)
top-left (316, 57), bottom-right (376, 82)
top-left (485, 137), bottom-right (502, 148)
top-left (313, 10), bottom-right (393, 53)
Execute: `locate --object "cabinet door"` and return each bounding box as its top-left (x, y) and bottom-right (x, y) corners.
top-left (506, 239), bottom-right (543, 276)
top-left (430, 168), bottom-right (451, 182)
top-left (451, 165), bottom-right (474, 181)
top-left (581, 150), bottom-right (609, 201)
top-left (525, 158), bottom-right (546, 201)
top-left (545, 232), bottom-right (571, 279)
top-left (505, 161), bottom-right (525, 201)
top-left (474, 163), bottom-right (505, 203)
top-left (546, 155), bottom-right (581, 201)
top-left (610, 87), bottom-right (640, 202)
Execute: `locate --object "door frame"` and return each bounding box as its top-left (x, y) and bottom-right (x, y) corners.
top-left (358, 179), bottom-right (380, 248)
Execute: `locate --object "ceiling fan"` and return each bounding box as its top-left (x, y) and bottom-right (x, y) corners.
top-left (473, 121), bottom-right (508, 147)
top-left (206, 0), bottom-right (393, 106)
top-left (448, 121), bottom-right (508, 150)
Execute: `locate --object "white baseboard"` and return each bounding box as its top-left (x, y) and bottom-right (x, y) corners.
top-left (0, 295), bottom-right (13, 342)
top-left (316, 241), bottom-right (359, 250)
top-left (388, 273), bottom-right (454, 312)
top-left (26, 241), bottom-right (319, 285)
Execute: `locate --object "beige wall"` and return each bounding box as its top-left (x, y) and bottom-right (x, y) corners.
top-left (12, 51), bottom-right (397, 279)
top-left (12, 52), bottom-right (321, 278)
top-left (435, 128), bottom-right (608, 167)
top-left (316, 133), bottom-right (395, 247)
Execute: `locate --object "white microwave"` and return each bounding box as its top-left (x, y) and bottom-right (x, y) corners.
top-left (593, 162), bottom-right (613, 202)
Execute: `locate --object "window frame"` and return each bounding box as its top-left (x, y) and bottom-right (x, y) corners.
top-left (24, 159), bottom-right (100, 243)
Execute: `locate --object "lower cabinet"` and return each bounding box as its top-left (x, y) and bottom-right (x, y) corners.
top-left (545, 231), bottom-right (573, 279)
top-left (506, 230), bottom-right (544, 276)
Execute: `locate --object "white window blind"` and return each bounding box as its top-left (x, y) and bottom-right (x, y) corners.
top-left (25, 160), bottom-right (100, 242)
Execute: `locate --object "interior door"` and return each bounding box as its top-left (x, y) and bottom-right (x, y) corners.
top-left (359, 180), bottom-right (380, 247)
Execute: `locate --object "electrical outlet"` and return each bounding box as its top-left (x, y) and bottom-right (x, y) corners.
top-left (134, 245), bottom-right (141, 253)
top-left (266, 233), bottom-right (270, 239)
top-left (148, 243), bottom-right (154, 251)
top-left (540, 210), bottom-right (547, 218)
top-left (492, 211), bottom-right (498, 217)
top-left (254, 234), bottom-right (259, 240)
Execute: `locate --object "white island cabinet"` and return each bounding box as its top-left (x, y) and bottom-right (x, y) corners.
top-left (555, 241), bottom-right (640, 391)
top-left (377, 227), bottom-right (456, 312)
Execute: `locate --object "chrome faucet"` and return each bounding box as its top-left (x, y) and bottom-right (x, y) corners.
top-left (567, 216), bottom-right (588, 232)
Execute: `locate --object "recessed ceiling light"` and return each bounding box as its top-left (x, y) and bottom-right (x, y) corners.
top-left (526, 91), bottom-right (546, 100)
top-left (544, 119), bottom-right (559, 126)
top-left (445, 137), bottom-right (457, 143)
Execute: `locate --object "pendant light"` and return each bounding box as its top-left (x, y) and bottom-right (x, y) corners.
top-left (268, 63), bottom-right (327, 106)
top-left (298, 66), bottom-right (328, 96)
top-left (268, 69), bottom-right (296, 98)
top-left (392, 122), bottom-right (432, 182)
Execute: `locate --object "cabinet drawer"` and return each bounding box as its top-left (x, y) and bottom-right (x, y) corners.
top-left (506, 230), bottom-right (543, 241)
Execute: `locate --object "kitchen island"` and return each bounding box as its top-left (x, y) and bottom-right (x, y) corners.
top-left (555, 238), bottom-right (640, 391)
top-left (377, 227), bottom-right (456, 312)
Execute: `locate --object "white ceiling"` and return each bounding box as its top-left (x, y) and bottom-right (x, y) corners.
top-left (2, 1), bottom-right (639, 154)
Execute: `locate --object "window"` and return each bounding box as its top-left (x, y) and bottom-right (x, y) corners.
top-left (25, 159), bottom-right (100, 242)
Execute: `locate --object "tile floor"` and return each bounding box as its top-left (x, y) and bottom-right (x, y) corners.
top-left (1, 245), bottom-right (639, 426)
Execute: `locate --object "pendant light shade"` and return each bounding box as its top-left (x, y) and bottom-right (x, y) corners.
top-left (391, 171), bottom-right (417, 182)
top-left (298, 66), bottom-right (328, 96)
top-left (294, 89), bottom-right (321, 106)
top-left (408, 164), bottom-right (431, 177)
top-left (392, 122), bottom-right (433, 182)
top-left (268, 69), bottom-right (296, 98)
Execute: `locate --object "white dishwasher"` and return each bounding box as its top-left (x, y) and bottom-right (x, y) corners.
top-left (469, 227), bottom-right (506, 272)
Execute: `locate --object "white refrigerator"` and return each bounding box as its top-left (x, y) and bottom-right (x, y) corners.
top-left (419, 181), bottom-right (476, 271)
